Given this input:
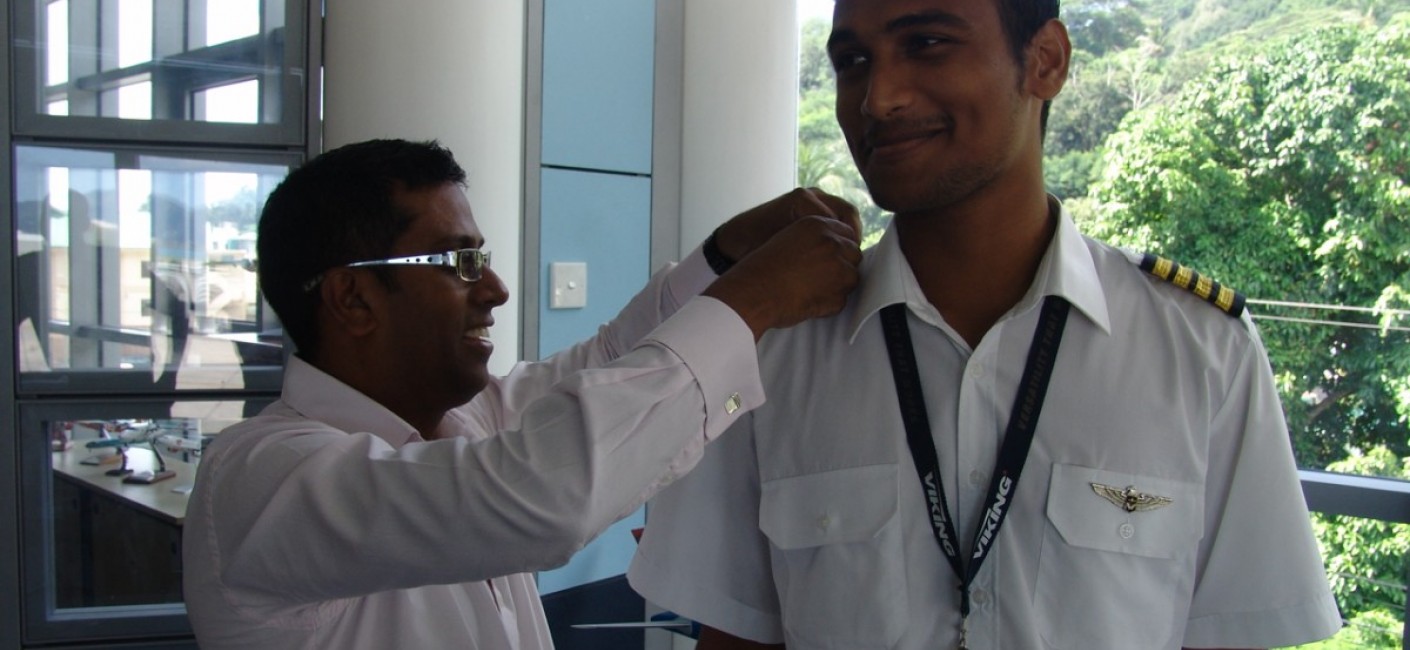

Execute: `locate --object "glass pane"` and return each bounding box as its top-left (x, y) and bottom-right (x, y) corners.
top-left (15, 144), bottom-right (290, 392)
top-left (1279, 513), bottom-right (1407, 649)
top-left (31, 0), bottom-right (285, 125)
top-left (1251, 303), bottom-right (1410, 479)
top-left (194, 79), bottom-right (260, 124)
top-left (32, 401), bottom-right (259, 622)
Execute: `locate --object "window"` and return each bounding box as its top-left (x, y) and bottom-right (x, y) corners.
top-left (6, 0), bottom-right (314, 645)
top-left (18, 400), bottom-right (269, 642)
top-left (14, 0), bottom-right (307, 144)
top-left (14, 144), bottom-right (294, 395)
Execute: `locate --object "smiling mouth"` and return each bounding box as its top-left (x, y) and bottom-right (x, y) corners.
top-left (468, 327), bottom-right (491, 339)
top-left (866, 129), bottom-right (943, 157)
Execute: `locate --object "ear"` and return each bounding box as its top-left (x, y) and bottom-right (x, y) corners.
top-left (1026, 19), bottom-right (1071, 102)
top-left (318, 268), bottom-right (382, 338)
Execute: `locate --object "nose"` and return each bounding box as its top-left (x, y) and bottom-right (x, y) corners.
top-left (860, 62), bottom-right (912, 120)
top-left (473, 265), bottom-right (510, 308)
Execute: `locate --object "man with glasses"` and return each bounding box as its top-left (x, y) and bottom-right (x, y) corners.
top-left (183, 138), bottom-right (863, 650)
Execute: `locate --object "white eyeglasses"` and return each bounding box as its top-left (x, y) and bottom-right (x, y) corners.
top-left (303, 248), bottom-right (491, 292)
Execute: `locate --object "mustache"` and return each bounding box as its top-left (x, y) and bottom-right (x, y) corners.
top-left (863, 116), bottom-right (953, 149)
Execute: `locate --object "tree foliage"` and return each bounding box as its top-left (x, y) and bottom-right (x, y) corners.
top-left (1086, 20), bottom-right (1410, 468)
top-left (1312, 446), bottom-right (1410, 642)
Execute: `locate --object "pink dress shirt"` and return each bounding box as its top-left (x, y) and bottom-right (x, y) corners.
top-left (184, 248), bottom-right (763, 649)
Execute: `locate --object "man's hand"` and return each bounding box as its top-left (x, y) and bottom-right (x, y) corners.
top-left (703, 189), bottom-right (863, 340)
top-left (711, 187), bottom-right (863, 263)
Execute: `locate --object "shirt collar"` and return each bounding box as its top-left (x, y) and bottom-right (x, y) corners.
top-left (847, 197), bottom-right (1112, 342)
top-left (281, 355), bottom-right (424, 448)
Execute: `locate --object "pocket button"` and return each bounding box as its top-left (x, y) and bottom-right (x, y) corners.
top-left (972, 589), bottom-right (991, 606)
top-left (1118, 523), bottom-right (1135, 539)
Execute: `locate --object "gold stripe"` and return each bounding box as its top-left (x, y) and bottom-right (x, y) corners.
top-left (1215, 287), bottom-right (1234, 312)
top-left (1153, 258), bottom-right (1174, 279)
top-left (1173, 266), bottom-right (1194, 289)
top-left (1194, 275), bottom-right (1214, 300)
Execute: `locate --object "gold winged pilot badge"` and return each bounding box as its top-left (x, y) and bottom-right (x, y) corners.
top-left (1090, 483), bottom-right (1173, 513)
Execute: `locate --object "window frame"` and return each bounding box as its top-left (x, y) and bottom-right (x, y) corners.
top-left (12, 141), bottom-right (299, 398)
top-left (11, 0), bottom-right (308, 146)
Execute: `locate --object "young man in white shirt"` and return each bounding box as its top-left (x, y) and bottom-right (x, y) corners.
top-left (182, 138), bottom-right (863, 649)
top-left (628, 1), bottom-right (1343, 648)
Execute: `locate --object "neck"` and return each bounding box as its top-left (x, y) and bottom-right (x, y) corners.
top-left (310, 349), bottom-right (450, 440)
top-left (895, 189), bottom-right (1055, 348)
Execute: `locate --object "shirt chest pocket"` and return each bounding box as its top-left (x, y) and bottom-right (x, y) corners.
top-left (760, 464), bottom-right (907, 649)
top-left (1036, 463), bottom-right (1205, 649)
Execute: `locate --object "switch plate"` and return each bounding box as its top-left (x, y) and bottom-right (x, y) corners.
top-left (550, 262), bottom-right (588, 309)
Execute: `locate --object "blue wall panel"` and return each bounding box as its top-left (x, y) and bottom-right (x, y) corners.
top-left (541, 0), bottom-right (655, 175)
top-left (537, 168), bottom-right (651, 358)
top-left (536, 167), bottom-right (651, 595)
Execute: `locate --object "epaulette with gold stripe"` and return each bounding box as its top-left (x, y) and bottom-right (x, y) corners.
top-left (1138, 253), bottom-right (1246, 318)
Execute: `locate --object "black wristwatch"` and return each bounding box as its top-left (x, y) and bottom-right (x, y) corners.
top-left (703, 227), bottom-right (737, 276)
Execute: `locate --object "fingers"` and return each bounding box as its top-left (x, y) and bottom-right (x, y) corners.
top-left (789, 188), bottom-right (860, 242)
top-left (703, 213), bottom-right (863, 341)
top-left (715, 187), bottom-right (861, 261)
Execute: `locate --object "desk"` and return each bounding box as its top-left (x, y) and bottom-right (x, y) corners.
top-left (52, 447), bottom-right (194, 525)
top-left (50, 448), bottom-right (194, 608)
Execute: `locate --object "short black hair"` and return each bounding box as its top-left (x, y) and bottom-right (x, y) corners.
top-left (996, 0), bottom-right (1062, 134)
top-left (996, 0), bottom-right (1060, 64)
top-left (256, 139), bottom-right (467, 356)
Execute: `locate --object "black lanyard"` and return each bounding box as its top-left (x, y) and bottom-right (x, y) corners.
top-left (880, 296), bottom-right (1070, 648)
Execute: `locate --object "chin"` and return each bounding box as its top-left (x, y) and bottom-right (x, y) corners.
top-left (461, 372), bottom-right (493, 403)
top-left (865, 169), bottom-right (992, 216)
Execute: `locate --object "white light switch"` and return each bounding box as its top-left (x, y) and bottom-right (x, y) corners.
top-left (550, 262), bottom-right (588, 309)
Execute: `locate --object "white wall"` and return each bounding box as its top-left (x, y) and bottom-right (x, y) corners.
top-left (676, 0), bottom-right (800, 256)
top-left (321, 0), bottom-right (801, 368)
top-left (323, 0), bottom-right (526, 375)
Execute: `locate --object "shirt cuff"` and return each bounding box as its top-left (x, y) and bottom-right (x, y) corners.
top-left (640, 296), bottom-right (763, 441)
top-left (1183, 590), bottom-right (1342, 648)
top-left (660, 245), bottom-right (716, 313)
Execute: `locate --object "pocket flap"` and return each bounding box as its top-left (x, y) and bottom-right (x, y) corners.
top-left (760, 464), bottom-right (898, 550)
top-left (1046, 463), bottom-right (1203, 559)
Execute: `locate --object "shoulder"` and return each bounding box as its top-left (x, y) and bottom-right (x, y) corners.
top-left (204, 402), bottom-right (349, 466)
top-left (1133, 252), bottom-right (1247, 319)
top-left (1086, 240), bottom-right (1252, 325)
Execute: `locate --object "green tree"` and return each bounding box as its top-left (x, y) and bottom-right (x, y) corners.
top-left (207, 186), bottom-right (260, 232)
top-left (1087, 20), bottom-right (1410, 468)
top-left (1065, 0), bottom-right (1147, 56)
top-left (1312, 446), bottom-right (1410, 645)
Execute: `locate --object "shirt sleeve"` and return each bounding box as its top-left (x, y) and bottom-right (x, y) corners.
top-left (206, 265), bottom-right (766, 605)
top-left (628, 413), bottom-right (788, 644)
top-left (465, 244), bottom-right (716, 433)
top-left (1182, 329), bottom-right (1342, 647)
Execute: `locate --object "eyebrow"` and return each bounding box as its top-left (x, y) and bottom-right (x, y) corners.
top-left (827, 10), bottom-right (971, 53)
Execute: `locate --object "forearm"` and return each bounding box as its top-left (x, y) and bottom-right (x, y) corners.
top-left (221, 300), bottom-right (761, 602)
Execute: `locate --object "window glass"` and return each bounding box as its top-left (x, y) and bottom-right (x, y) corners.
top-left (205, 0), bottom-right (260, 46)
top-left (1311, 508), bottom-right (1409, 648)
top-left (29, 0), bottom-right (286, 126)
top-left (14, 144), bottom-right (290, 393)
top-left (194, 79), bottom-right (260, 124)
top-left (23, 400), bottom-right (264, 637)
top-left (45, 0), bottom-right (69, 86)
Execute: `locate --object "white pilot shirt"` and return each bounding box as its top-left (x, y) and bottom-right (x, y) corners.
top-left (184, 248), bottom-right (765, 650)
top-left (630, 203), bottom-right (1342, 650)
